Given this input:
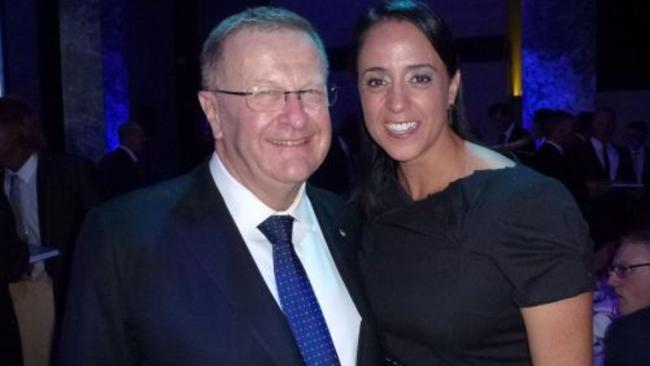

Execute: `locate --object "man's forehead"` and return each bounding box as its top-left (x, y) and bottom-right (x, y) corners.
top-left (222, 27), bottom-right (316, 56)
top-left (617, 243), bottom-right (650, 261)
top-left (217, 28), bottom-right (326, 84)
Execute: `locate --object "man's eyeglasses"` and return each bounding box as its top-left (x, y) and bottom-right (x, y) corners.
top-left (207, 85), bottom-right (338, 112)
top-left (608, 262), bottom-right (650, 278)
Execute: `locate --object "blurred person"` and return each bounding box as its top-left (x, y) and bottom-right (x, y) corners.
top-left (623, 120), bottom-right (649, 185)
top-left (352, 1), bottom-right (593, 365)
top-left (97, 121), bottom-right (146, 199)
top-left (1, 193), bottom-right (29, 366)
top-left (573, 111), bottom-right (594, 145)
top-left (59, 7), bottom-right (379, 366)
top-left (489, 101), bottom-right (536, 158)
top-left (534, 110), bottom-right (574, 182)
top-left (531, 108), bottom-right (555, 150)
top-left (605, 231), bottom-right (650, 365)
top-left (0, 95), bottom-right (98, 366)
top-left (573, 108), bottom-right (634, 198)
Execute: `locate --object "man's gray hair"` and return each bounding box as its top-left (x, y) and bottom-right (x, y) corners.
top-left (200, 6), bottom-right (329, 90)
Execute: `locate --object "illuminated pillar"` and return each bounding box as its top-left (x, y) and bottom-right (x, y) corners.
top-left (520, 0), bottom-right (596, 129)
top-left (507, 0), bottom-right (522, 97)
top-left (59, 0), bottom-right (129, 160)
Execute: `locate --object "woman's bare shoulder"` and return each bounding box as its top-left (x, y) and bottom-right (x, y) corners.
top-left (465, 141), bottom-right (516, 170)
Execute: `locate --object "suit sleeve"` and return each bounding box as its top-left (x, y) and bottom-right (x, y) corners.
top-left (604, 315), bottom-right (649, 366)
top-left (59, 208), bottom-right (134, 365)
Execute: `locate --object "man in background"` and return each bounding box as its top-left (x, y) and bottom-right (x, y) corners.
top-left (97, 121), bottom-right (146, 200)
top-left (489, 101), bottom-right (535, 164)
top-left (623, 120), bottom-right (649, 186)
top-left (605, 230), bottom-right (650, 365)
top-left (0, 95), bottom-right (98, 365)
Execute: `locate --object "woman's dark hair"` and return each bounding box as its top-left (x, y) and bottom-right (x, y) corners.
top-left (350, 0), bottom-right (467, 219)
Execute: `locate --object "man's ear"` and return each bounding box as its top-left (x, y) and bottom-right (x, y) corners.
top-left (198, 91), bottom-right (223, 139)
top-left (448, 70), bottom-right (461, 106)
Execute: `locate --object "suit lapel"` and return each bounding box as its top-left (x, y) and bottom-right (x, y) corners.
top-left (307, 186), bottom-right (380, 366)
top-left (175, 164), bottom-right (303, 366)
top-left (306, 186), bottom-right (371, 319)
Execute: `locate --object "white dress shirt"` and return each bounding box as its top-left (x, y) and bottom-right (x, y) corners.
top-left (209, 153), bottom-right (361, 366)
top-left (591, 137), bottom-right (619, 180)
top-left (3, 153), bottom-right (46, 277)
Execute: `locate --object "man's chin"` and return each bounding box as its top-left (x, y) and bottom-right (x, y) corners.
top-left (277, 163), bottom-right (321, 183)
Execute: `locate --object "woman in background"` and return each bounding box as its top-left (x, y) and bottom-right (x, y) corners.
top-left (352, 1), bottom-right (593, 364)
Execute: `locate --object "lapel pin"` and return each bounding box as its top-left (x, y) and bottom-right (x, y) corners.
top-left (339, 229), bottom-right (346, 237)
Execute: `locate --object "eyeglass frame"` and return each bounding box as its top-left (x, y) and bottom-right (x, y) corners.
top-left (206, 84), bottom-right (338, 112)
top-left (608, 262), bottom-right (650, 278)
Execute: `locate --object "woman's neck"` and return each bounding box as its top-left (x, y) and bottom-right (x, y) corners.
top-left (398, 134), bottom-right (469, 201)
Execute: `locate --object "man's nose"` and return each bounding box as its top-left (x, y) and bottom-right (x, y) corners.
top-left (607, 270), bottom-right (620, 287)
top-left (281, 93), bottom-right (308, 127)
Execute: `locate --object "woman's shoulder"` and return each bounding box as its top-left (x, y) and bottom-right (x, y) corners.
top-left (465, 141), bottom-right (570, 198)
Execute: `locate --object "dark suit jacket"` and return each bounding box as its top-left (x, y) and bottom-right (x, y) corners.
top-left (605, 307), bottom-right (650, 366)
top-left (60, 162), bottom-right (380, 365)
top-left (534, 142), bottom-right (569, 183)
top-left (533, 142), bottom-right (589, 205)
top-left (36, 154), bottom-right (99, 324)
top-left (1, 154), bottom-right (98, 336)
top-left (97, 148), bottom-right (143, 200)
top-left (0, 194), bottom-right (27, 366)
top-left (572, 141), bottom-right (635, 182)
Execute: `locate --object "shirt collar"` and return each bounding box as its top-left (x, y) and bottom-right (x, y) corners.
top-left (6, 153), bottom-right (38, 183)
top-left (590, 136), bottom-right (606, 150)
top-left (118, 145), bottom-right (138, 162)
top-left (504, 122), bottom-right (516, 139)
top-left (545, 140), bottom-right (564, 154)
top-left (209, 152), bottom-right (314, 238)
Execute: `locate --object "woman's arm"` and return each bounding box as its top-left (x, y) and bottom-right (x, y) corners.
top-left (521, 292), bottom-right (593, 366)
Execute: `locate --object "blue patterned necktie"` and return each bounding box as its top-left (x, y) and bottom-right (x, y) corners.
top-left (258, 215), bottom-right (340, 366)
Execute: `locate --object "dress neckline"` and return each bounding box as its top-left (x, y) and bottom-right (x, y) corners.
top-left (398, 165), bottom-right (519, 204)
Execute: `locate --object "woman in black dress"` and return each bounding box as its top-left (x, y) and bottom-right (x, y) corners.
top-left (352, 1), bottom-right (593, 364)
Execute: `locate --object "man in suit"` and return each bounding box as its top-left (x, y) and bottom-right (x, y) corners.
top-left (0, 96), bottom-right (99, 365)
top-left (0, 193), bottom-right (28, 366)
top-left (623, 120), bottom-right (650, 186)
top-left (97, 121), bottom-right (146, 200)
top-left (534, 111), bottom-right (574, 183)
top-left (574, 107), bottom-right (635, 186)
top-left (489, 102), bottom-right (536, 164)
top-left (605, 230), bottom-right (650, 365)
top-left (533, 110), bottom-right (590, 208)
top-left (59, 7), bottom-right (379, 366)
